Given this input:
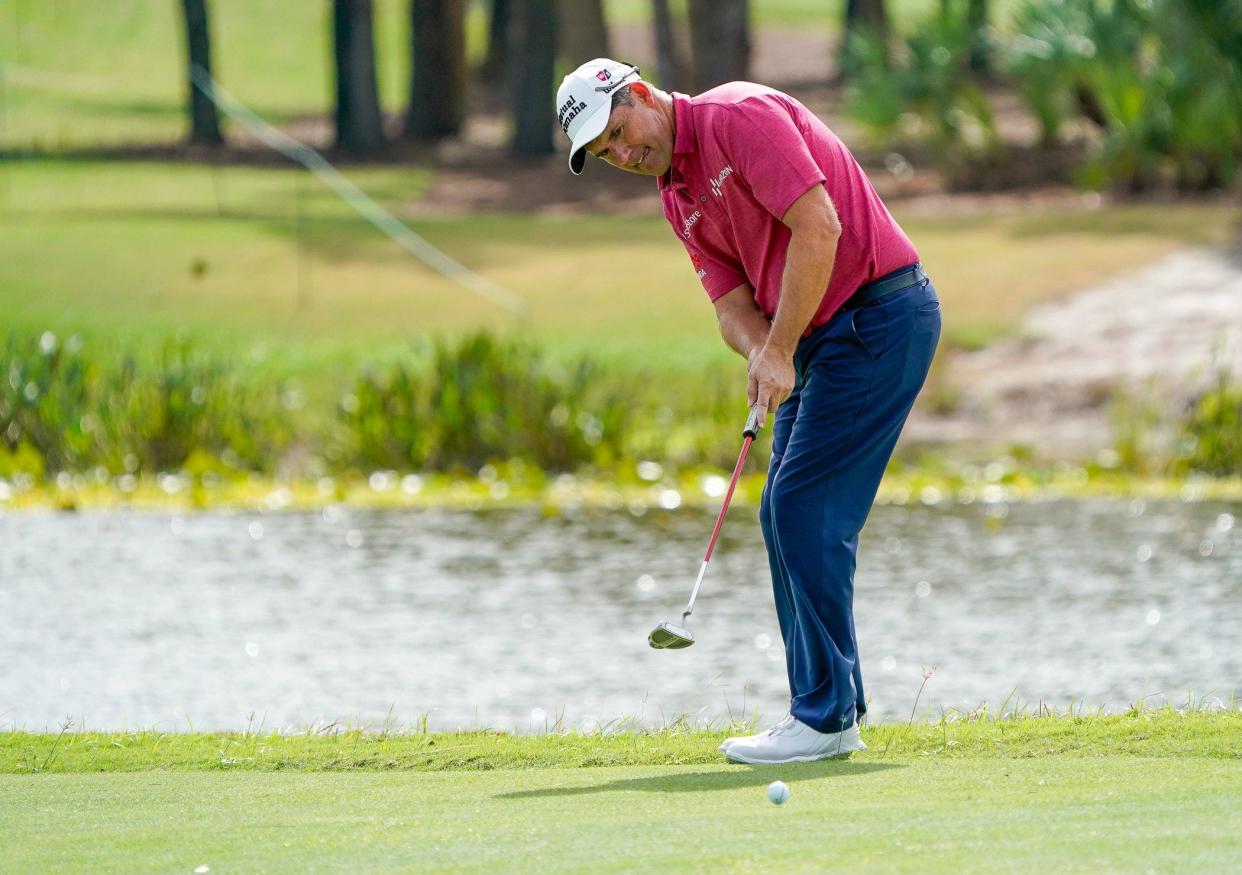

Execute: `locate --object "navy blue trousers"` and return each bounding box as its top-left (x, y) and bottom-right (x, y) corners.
top-left (759, 276), bottom-right (941, 733)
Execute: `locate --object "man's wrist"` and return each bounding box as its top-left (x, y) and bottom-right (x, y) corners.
top-left (761, 336), bottom-right (797, 358)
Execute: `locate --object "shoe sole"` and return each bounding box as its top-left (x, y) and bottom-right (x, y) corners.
top-left (723, 740), bottom-right (866, 764)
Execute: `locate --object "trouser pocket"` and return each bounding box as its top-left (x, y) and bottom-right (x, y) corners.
top-left (849, 300), bottom-right (890, 360)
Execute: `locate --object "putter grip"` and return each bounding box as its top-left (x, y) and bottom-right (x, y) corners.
top-left (743, 406), bottom-right (762, 439)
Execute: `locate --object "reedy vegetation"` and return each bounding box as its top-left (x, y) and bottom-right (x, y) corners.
top-left (0, 330), bottom-right (751, 482)
top-left (847, 0), bottom-right (1242, 191)
top-left (2, 329), bottom-right (1239, 487)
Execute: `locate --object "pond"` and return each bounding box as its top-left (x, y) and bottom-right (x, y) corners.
top-left (1, 498), bottom-right (1238, 733)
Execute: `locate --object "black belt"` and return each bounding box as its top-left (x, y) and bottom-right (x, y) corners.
top-left (839, 263), bottom-right (927, 312)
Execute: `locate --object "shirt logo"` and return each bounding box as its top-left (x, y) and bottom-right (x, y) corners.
top-left (689, 250), bottom-right (707, 280)
top-left (557, 95), bottom-right (588, 133)
top-left (710, 165), bottom-right (734, 198)
top-left (682, 210), bottom-right (702, 239)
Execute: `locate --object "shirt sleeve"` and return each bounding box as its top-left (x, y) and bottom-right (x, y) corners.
top-left (721, 96), bottom-right (826, 222)
top-left (682, 239), bottom-right (748, 302)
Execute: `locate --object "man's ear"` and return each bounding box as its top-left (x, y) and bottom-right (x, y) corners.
top-left (630, 81), bottom-right (655, 105)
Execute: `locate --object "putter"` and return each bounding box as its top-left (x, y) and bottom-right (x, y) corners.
top-left (648, 405), bottom-right (763, 649)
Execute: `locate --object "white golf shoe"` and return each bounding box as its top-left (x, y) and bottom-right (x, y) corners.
top-left (718, 714), bottom-right (796, 753)
top-left (721, 716), bottom-right (866, 764)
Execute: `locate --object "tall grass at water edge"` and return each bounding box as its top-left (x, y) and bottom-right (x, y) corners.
top-left (1112, 361), bottom-right (1242, 479)
top-left (0, 330), bottom-right (756, 483)
top-left (3, 329), bottom-right (1240, 489)
top-left (0, 332), bottom-right (293, 477)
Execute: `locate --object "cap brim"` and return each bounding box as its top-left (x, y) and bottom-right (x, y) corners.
top-left (567, 102), bottom-right (612, 175)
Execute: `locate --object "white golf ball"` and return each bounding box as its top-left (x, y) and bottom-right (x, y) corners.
top-left (767, 780), bottom-right (789, 805)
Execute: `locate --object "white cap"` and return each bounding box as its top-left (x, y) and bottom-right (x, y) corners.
top-left (556, 58), bottom-right (641, 174)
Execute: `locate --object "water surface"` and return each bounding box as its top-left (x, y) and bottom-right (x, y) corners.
top-left (2, 499), bottom-right (1238, 732)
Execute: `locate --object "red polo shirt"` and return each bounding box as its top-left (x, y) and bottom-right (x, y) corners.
top-left (658, 84), bottom-right (919, 330)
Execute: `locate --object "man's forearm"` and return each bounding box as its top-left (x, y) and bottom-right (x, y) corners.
top-left (720, 302), bottom-right (772, 363)
top-left (764, 227), bottom-right (839, 355)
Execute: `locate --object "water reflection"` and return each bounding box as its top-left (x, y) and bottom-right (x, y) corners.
top-left (0, 499), bottom-right (1238, 732)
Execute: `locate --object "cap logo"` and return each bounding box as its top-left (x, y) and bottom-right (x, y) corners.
top-left (557, 95), bottom-right (589, 134)
top-left (593, 64), bottom-right (639, 94)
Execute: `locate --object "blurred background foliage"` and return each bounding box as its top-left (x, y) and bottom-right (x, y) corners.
top-left (1, 0), bottom-right (1239, 492)
top-left (848, 0), bottom-right (1242, 191)
top-left (3, 0), bottom-right (1237, 189)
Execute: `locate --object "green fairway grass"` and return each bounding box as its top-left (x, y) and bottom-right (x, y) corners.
top-left (1, 0), bottom-right (421, 148)
top-left (2, 713), bottom-right (1240, 872)
top-left (1, 158), bottom-right (1232, 376)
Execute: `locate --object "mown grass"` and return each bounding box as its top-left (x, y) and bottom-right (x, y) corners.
top-left (2, 713), bottom-right (1239, 872)
top-left (1, 0), bottom-right (424, 148)
top-left (3, 710), bottom-right (1240, 773)
top-left (1, 757), bottom-right (1238, 873)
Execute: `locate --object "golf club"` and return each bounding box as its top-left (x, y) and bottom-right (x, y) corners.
top-left (648, 404), bottom-right (763, 649)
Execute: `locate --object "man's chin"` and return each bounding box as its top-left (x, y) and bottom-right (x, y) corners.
top-left (623, 160), bottom-right (669, 178)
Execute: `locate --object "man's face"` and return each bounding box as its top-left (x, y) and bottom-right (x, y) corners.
top-left (584, 84), bottom-right (672, 177)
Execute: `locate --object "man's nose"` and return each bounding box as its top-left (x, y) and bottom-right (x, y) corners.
top-left (612, 141), bottom-right (632, 164)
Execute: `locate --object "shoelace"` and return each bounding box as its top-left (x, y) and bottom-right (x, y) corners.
top-left (763, 714), bottom-right (798, 737)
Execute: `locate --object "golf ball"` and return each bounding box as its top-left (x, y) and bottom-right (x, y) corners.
top-left (767, 780), bottom-right (789, 805)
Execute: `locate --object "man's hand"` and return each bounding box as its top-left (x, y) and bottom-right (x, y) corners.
top-left (748, 343), bottom-right (796, 420)
top-left (743, 184), bottom-right (840, 421)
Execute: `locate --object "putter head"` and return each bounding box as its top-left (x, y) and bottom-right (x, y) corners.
top-left (648, 621), bottom-right (695, 649)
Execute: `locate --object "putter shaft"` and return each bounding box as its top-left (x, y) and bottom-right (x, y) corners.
top-left (680, 413), bottom-right (758, 620)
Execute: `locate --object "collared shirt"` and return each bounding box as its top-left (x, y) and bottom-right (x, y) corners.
top-left (658, 84), bottom-right (919, 330)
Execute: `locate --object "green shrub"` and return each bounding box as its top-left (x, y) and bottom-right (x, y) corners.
top-left (1110, 363), bottom-right (1242, 478)
top-left (1002, 0), bottom-right (1242, 191)
top-left (845, 0), bottom-right (1000, 175)
top-left (845, 0), bottom-right (1242, 191)
top-left (0, 332), bottom-right (293, 475)
top-left (337, 333), bottom-right (635, 474)
top-left (1175, 367), bottom-right (1242, 476)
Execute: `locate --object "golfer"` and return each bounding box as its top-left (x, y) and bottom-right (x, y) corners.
top-left (557, 59), bottom-right (941, 764)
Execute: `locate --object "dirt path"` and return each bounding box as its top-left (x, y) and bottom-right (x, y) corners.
top-left (906, 246), bottom-right (1242, 456)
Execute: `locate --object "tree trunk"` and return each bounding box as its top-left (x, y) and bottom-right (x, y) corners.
top-left (652, 0), bottom-right (688, 92)
top-left (508, 0), bottom-right (556, 155)
top-left (405, 0), bottom-right (466, 140)
top-left (687, 0), bottom-right (749, 92)
top-left (841, 0), bottom-right (888, 79)
top-left (967, 0), bottom-right (990, 76)
top-left (180, 0), bottom-right (223, 145)
top-left (554, 0), bottom-right (608, 68)
top-left (333, 0), bottom-right (386, 153)
top-left (481, 0), bottom-right (511, 82)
